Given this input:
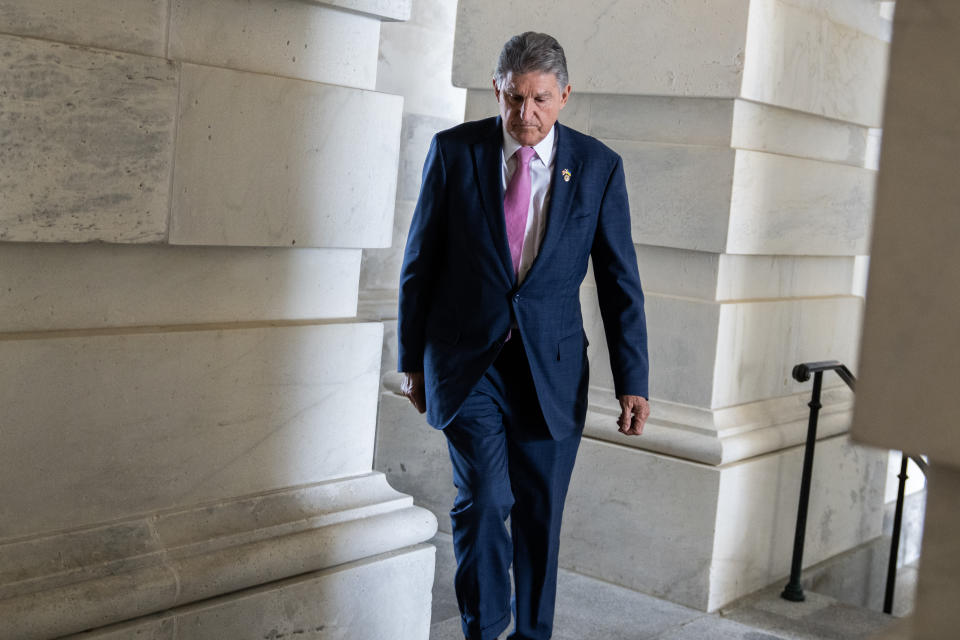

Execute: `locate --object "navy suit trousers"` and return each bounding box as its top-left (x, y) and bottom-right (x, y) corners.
top-left (444, 336), bottom-right (581, 640)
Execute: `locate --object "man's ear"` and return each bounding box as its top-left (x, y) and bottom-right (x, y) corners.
top-left (559, 84), bottom-right (572, 109)
top-left (492, 77), bottom-right (500, 102)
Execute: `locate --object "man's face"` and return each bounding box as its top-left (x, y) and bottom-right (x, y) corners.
top-left (494, 71), bottom-right (571, 147)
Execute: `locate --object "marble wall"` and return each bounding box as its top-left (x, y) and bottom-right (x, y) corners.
top-left (0, 1), bottom-right (437, 638)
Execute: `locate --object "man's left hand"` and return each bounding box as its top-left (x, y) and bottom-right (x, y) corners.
top-left (617, 395), bottom-right (650, 436)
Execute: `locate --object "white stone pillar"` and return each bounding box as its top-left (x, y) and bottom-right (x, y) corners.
top-left (0, 1), bottom-right (436, 638)
top-left (449, 0), bottom-right (892, 610)
top-left (358, 1), bottom-right (467, 509)
top-left (852, 1), bottom-right (960, 637)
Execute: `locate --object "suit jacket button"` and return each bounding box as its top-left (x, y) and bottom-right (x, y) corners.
top-left (513, 294), bottom-right (520, 302)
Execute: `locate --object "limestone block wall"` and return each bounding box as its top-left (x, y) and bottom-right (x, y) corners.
top-left (0, 1), bottom-right (437, 639)
top-left (440, 0), bottom-right (893, 611)
top-left (357, 0), bottom-right (466, 501)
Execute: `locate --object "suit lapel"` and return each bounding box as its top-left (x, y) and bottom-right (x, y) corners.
top-left (471, 117), bottom-right (515, 285)
top-left (520, 123), bottom-right (582, 288)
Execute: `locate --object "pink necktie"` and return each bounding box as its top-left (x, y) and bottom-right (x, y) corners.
top-left (503, 146), bottom-right (536, 276)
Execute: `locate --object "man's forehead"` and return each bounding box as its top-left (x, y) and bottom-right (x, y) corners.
top-left (502, 72), bottom-right (560, 94)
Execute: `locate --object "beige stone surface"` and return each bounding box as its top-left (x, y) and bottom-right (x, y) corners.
top-left (0, 472), bottom-right (437, 639)
top-left (62, 546), bottom-right (434, 640)
top-left (636, 248), bottom-right (856, 301)
top-left (851, 0), bottom-right (960, 467)
top-left (169, 0), bottom-right (382, 89)
top-left (709, 434), bottom-right (887, 610)
top-left (0, 323), bottom-right (382, 539)
top-left (906, 463), bottom-right (960, 640)
top-left (377, 20), bottom-right (465, 120)
top-left (453, 0), bottom-right (751, 96)
top-left (0, 244), bottom-right (361, 332)
top-left (559, 433), bottom-right (885, 611)
top-left (560, 438), bottom-right (720, 610)
top-left (0, 35), bottom-right (177, 243)
top-left (727, 150), bottom-right (875, 255)
top-left (731, 99), bottom-right (871, 167)
top-left (0, 0), bottom-right (167, 56)
top-left (715, 255), bottom-right (856, 300)
top-left (712, 296), bottom-right (863, 407)
top-left (611, 141), bottom-right (736, 253)
top-left (742, 0), bottom-right (889, 127)
top-left (374, 391), bottom-right (455, 532)
top-left (170, 64), bottom-right (401, 248)
top-left (311, 0), bottom-right (411, 22)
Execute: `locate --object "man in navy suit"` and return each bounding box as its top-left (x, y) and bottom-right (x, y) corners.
top-left (398, 32), bottom-right (649, 640)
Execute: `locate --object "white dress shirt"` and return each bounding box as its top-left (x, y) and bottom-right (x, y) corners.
top-left (501, 123), bottom-right (557, 284)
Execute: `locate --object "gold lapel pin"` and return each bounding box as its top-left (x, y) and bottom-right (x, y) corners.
top-left (561, 169), bottom-right (572, 182)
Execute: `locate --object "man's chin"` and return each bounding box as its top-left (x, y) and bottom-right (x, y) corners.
top-left (510, 128), bottom-right (544, 146)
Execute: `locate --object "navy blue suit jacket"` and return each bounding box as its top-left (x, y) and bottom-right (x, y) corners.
top-left (398, 116), bottom-right (648, 440)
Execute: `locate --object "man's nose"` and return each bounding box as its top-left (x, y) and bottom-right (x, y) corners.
top-left (520, 99), bottom-right (536, 121)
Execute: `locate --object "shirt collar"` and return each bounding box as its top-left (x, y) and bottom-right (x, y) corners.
top-left (502, 121), bottom-right (556, 166)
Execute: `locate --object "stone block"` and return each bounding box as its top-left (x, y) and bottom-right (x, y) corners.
top-left (0, 35), bottom-right (177, 243)
top-left (377, 21), bottom-right (465, 120)
top-left (731, 99), bottom-right (870, 167)
top-left (609, 141), bottom-right (736, 253)
top-left (635, 245), bottom-right (721, 300)
top-left (560, 434), bottom-right (886, 611)
top-left (396, 114), bottom-right (461, 203)
top-left (169, 0), bottom-right (382, 89)
top-left (727, 149), bottom-right (875, 256)
top-left (0, 323), bottom-right (382, 539)
top-left (0, 244), bottom-right (361, 332)
top-left (713, 296), bottom-right (863, 407)
top-left (715, 255), bottom-right (856, 300)
top-left (584, 387), bottom-right (855, 466)
top-left (584, 287), bottom-right (860, 409)
top-left (310, 0), bottom-right (411, 22)
top-left (374, 391), bottom-right (455, 532)
top-left (560, 437), bottom-right (720, 609)
top-left (453, 0), bottom-right (751, 97)
top-left (169, 64), bottom-right (402, 248)
top-left (2, 473), bottom-right (436, 639)
top-left (588, 95), bottom-right (734, 146)
top-left (63, 546), bottom-right (434, 640)
top-left (636, 249), bottom-right (855, 301)
top-left (0, 0), bottom-right (167, 57)
top-left (360, 200), bottom-right (414, 294)
top-left (742, 0), bottom-right (888, 126)
top-left (709, 435), bottom-right (887, 610)
top-left (583, 287), bottom-right (720, 408)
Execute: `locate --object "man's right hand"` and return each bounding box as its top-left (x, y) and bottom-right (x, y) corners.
top-left (400, 372), bottom-right (426, 414)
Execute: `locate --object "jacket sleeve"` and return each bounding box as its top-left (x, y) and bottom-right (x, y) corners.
top-left (397, 134), bottom-right (448, 373)
top-left (590, 154), bottom-right (649, 398)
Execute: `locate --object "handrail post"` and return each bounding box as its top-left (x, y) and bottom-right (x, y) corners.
top-left (884, 453), bottom-right (909, 614)
top-left (781, 370), bottom-right (824, 602)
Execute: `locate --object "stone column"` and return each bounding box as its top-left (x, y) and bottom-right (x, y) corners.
top-left (852, 1), bottom-right (960, 637)
top-left (359, 2), bottom-right (466, 507)
top-left (0, 1), bottom-right (436, 638)
top-left (448, 0), bottom-right (891, 611)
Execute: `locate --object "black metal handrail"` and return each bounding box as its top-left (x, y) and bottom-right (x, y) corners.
top-left (780, 360), bottom-right (926, 615)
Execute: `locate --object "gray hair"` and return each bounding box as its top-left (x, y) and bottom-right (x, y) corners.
top-left (493, 32), bottom-right (569, 90)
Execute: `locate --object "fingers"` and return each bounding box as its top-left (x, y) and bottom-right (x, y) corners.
top-left (617, 397), bottom-right (650, 436)
top-left (410, 386), bottom-right (426, 414)
top-left (400, 373), bottom-right (427, 414)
